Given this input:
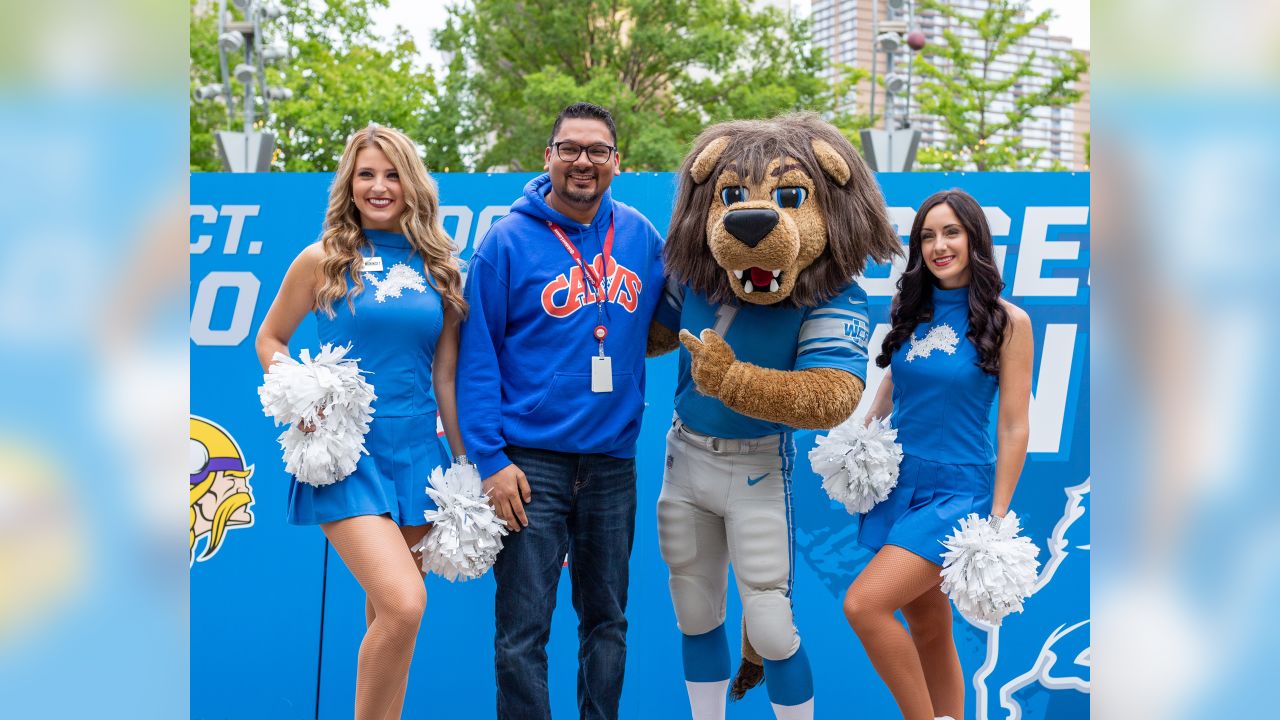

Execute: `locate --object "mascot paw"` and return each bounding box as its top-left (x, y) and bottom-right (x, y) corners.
top-left (679, 329), bottom-right (737, 396)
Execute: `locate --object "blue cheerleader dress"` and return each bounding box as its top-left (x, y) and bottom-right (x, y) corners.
top-left (286, 228), bottom-right (449, 526)
top-left (858, 285), bottom-right (998, 565)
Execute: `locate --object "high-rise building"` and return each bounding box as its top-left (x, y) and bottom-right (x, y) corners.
top-left (810, 0), bottom-right (1090, 170)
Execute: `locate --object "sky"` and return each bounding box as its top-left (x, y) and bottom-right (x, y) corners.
top-left (374, 0), bottom-right (1090, 67)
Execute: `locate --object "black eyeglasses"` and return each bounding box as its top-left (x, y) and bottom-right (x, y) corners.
top-left (550, 141), bottom-right (616, 164)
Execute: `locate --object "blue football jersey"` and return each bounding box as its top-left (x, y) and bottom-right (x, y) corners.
top-left (656, 279), bottom-right (871, 438)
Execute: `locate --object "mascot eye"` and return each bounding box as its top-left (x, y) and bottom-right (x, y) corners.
top-left (720, 186), bottom-right (749, 206)
top-left (774, 187), bottom-right (807, 209)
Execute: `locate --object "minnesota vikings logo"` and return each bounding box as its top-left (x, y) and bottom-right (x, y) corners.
top-left (190, 416), bottom-right (255, 565)
top-left (365, 263), bottom-right (427, 303)
top-left (906, 323), bottom-right (960, 362)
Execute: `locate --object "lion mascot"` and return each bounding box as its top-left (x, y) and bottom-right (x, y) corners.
top-left (647, 113), bottom-right (901, 720)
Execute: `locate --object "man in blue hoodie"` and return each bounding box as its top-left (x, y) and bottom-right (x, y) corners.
top-left (457, 102), bottom-right (665, 720)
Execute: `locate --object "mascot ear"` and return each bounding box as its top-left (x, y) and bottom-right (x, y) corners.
top-left (691, 136), bottom-right (731, 185)
top-left (811, 139), bottom-right (851, 186)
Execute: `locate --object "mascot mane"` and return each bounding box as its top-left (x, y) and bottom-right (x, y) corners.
top-left (664, 113), bottom-right (900, 309)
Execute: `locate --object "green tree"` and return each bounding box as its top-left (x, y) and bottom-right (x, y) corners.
top-left (189, 0), bottom-right (460, 172)
top-left (911, 0), bottom-right (1088, 171)
top-left (190, 0), bottom-right (225, 172)
top-left (436, 0), bottom-right (870, 171)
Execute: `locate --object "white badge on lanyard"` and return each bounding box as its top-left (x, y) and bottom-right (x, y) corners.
top-left (361, 256), bottom-right (384, 272)
top-left (591, 324), bottom-right (612, 392)
top-left (591, 355), bottom-right (613, 393)
top-left (547, 217), bottom-right (616, 393)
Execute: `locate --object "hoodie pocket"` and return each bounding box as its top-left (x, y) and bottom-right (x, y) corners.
top-left (519, 373), bottom-right (584, 418)
top-left (516, 371), bottom-right (644, 449)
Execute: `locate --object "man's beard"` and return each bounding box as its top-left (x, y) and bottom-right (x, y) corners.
top-left (563, 187), bottom-right (600, 204)
top-left (561, 173), bottom-right (599, 205)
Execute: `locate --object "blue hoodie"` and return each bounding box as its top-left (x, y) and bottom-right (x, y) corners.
top-left (458, 174), bottom-right (665, 479)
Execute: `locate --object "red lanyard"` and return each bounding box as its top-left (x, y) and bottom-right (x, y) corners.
top-left (547, 216), bottom-right (614, 349)
top-left (546, 216), bottom-right (614, 300)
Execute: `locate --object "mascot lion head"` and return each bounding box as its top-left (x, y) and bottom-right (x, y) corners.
top-left (665, 113), bottom-right (901, 307)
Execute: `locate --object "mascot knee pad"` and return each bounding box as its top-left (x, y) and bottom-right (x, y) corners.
top-left (669, 575), bottom-right (726, 636)
top-left (743, 593), bottom-right (799, 661)
top-left (659, 497), bottom-right (728, 635)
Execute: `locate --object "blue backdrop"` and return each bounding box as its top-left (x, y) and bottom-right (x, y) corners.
top-left (190, 171), bottom-right (1089, 720)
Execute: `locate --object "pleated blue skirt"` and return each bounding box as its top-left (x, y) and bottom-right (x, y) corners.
top-left (857, 453), bottom-right (994, 566)
top-left (286, 413), bottom-right (446, 526)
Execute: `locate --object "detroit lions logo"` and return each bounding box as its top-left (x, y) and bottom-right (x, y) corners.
top-left (541, 253), bottom-right (642, 319)
top-left (972, 478), bottom-right (1091, 720)
top-left (906, 323), bottom-right (959, 362)
top-left (365, 263), bottom-right (427, 303)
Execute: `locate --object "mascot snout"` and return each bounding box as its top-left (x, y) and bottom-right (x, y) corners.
top-left (724, 208), bottom-right (779, 248)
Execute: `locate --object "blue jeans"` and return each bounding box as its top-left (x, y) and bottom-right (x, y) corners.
top-left (494, 446), bottom-right (637, 720)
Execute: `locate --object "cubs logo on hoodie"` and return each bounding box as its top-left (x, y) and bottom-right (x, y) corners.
top-left (540, 253), bottom-right (643, 318)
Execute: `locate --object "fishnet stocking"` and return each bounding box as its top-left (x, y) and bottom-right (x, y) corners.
top-left (902, 586), bottom-right (964, 719)
top-left (322, 516), bottom-right (428, 720)
top-left (844, 546), bottom-right (957, 720)
top-left (358, 524), bottom-right (431, 720)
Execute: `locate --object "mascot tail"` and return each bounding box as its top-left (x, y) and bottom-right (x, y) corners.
top-left (729, 616), bottom-right (764, 700)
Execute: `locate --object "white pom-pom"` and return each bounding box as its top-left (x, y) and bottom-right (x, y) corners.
top-left (414, 463), bottom-right (509, 581)
top-left (258, 344), bottom-right (376, 487)
top-left (940, 511), bottom-right (1041, 625)
top-left (809, 415), bottom-right (903, 514)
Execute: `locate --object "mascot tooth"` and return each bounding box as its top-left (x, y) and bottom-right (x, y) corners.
top-left (647, 114), bottom-right (901, 720)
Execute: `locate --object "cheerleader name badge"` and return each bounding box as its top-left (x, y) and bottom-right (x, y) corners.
top-left (361, 256), bottom-right (384, 272)
top-left (591, 356), bottom-right (613, 393)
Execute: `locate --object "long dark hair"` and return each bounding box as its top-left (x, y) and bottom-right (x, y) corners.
top-left (876, 189), bottom-right (1008, 375)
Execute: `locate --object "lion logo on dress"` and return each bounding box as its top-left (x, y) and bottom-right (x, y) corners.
top-left (906, 323), bottom-right (960, 362)
top-left (365, 263), bottom-right (427, 303)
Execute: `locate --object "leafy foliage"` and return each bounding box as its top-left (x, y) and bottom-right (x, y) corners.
top-left (435, 0), bottom-right (871, 171)
top-left (190, 0), bottom-right (456, 172)
top-left (191, 0), bottom-right (876, 172)
top-left (911, 0), bottom-right (1088, 171)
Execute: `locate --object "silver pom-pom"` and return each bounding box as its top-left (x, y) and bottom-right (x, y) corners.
top-left (940, 511), bottom-right (1041, 625)
top-left (414, 463), bottom-right (509, 582)
top-left (258, 344), bottom-right (376, 487)
top-left (809, 415), bottom-right (903, 514)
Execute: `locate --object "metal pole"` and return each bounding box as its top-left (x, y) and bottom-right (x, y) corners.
top-left (218, 0), bottom-right (234, 127)
top-left (884, 1), bottom-right (896, 165)
top-left (885, 47), bottom-right (894, 166)
top-left (869, 0), bottom-right (878, 121)
top-left (253, 3), bottom-right (271, 118)
top-left (242, 41), bottom-right (254, 170)
top-left (905, 0), bottom-right (914, 131)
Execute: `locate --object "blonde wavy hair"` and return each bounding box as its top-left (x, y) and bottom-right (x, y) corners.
top-left (315, 124), bottom-right (466, 319)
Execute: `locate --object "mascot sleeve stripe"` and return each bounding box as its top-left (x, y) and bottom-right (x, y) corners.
top-left (663, 276), bottom-right (684, 311)
top-left (806, 307), bottom-right (865, 320)
top-left (799, 338), bottom-right (865, 354)
top-left (795, 304), bottom-right (870, 379)
top-left (798, 334), bottom-right (865, 350)
top-left (797, 317), bottom-right (869, 345)
top-left (656, 276), bottom-right (684, 331)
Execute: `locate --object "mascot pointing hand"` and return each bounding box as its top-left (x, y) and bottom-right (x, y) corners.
top-left (648, 114), bottom-right (901, 720)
